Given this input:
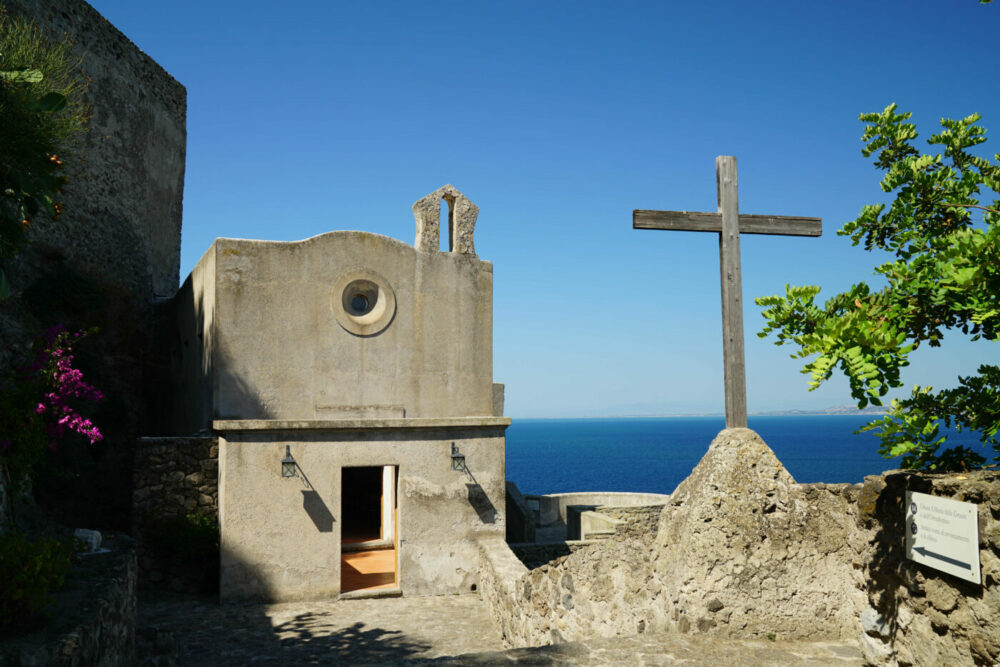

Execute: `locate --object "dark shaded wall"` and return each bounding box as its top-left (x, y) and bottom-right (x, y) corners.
top-left (1, 0), bottom-right (186, 530)
top-left (5, 0), bottom-right (186, 299)
top-left (133, 437), bottom-right (218, 593)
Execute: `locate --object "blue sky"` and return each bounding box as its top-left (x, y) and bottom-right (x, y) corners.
top-left (89, 0), bottom-right (998, 418)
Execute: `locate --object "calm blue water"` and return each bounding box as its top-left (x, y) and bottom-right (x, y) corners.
top-left (505, 415), bottom-right (979, 496)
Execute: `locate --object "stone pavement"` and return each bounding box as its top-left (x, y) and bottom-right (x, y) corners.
top-left (137, 593), bottom-right (864, 666)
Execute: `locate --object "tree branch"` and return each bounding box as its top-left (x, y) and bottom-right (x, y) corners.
top-left (937, 202), bottom-right (1000, 215)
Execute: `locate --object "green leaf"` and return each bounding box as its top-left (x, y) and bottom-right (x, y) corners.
top-left (36, 92), bottom-right (67, 113)
top-left (0, 68), bottom-right (43, 83)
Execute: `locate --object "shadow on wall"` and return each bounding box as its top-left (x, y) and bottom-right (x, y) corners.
top-left (298, 464), bottom-right (335, 533)
top-left (466, 483), bottom-right (497, 524)
top-left (862, 472), bottom-right (997, 664)
top-left (865, 475), bottom-right (932, 649)
top-left (149, 284), bottom-right (271, 435)
top-left (286, 455), bottom-right (335, 533)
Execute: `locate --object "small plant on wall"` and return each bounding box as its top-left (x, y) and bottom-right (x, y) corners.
top-left (0, 4), bottom-right (89, 298)
top-left (0, 530), bottom-right (73, 632)
top-left (145, 511), bottom-right (220, 594)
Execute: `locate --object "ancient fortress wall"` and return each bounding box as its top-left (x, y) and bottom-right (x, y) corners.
top-left (5, 0), bottom-right (186, 299)
top-left (479, 429), bottom-right (1000, 666)
top-left (0, 0), bottom-right (186, 531)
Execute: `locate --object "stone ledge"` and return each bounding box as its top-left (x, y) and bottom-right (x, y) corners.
top-left (213, 417), bottom-right (512, 431)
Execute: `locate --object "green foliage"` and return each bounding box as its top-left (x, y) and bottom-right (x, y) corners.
top-left (0, 530), bottom-right (72, 631)
top-left (0, 365), bottom-right (47, 496)
top-left (147, 512), bottom-right (220, 560)
top-left (756, 104), bottom-right (1000, 471)
top-left (0, 5), bottom-right (89, 297)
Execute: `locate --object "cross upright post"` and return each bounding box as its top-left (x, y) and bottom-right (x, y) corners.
top-left (633, 156), bottom-right (821, 428)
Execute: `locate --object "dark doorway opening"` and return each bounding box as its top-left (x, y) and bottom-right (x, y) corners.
top-left (342, 466), bottom-right (383, 543)
top-left (341, 465), bottom-right (398, 594)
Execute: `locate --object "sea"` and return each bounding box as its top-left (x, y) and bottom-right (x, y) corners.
top-left (504, 415), bottom-right (981, 496)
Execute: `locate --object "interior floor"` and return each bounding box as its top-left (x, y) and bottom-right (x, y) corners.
top-left (341, 547), bottom-right (396, 592)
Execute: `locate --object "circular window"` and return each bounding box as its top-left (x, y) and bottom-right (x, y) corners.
top-left (331, 270), bottom-right (396, 336)
top-left (343, 280), bottom-right (378, 316)
top-left (350, 293), bottom-right (370, 315)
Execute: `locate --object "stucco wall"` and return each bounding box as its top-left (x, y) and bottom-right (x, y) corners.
top-left (217, 420), bottom-right (507, 601)
top-left (171, 231), bottom-right (495, 433)
top-left (162, 247), bottom-right (216, 434)
top-left (5, 0), bottom-right (186, 299)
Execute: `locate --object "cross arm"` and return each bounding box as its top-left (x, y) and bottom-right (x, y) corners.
top-left (633, 210), bottom-right (821, 237)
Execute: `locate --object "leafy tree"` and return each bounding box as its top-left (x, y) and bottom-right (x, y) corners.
top-left (0, 6), bottom-right (89, 298)
top-left (756, 104), bottom-right (1000, 471)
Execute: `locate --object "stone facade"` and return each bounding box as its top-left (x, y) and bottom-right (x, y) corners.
top-left (132, 436), bottom-right (218, 592)
top-left (479, 429), bottom-right (1000, 666)
top-left (169, 196), bottom-right (499, 433)
top-left (165, 186), bottom-right (509, 602)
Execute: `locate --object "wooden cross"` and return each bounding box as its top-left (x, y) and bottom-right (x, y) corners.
top-left (633, 156), bottom-right (821, 428)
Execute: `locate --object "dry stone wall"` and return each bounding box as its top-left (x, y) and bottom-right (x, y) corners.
top-left (594, 504), bottom-right (664, 539)
top-left (509, 541), bottom-right (594, 570)
top-left (652, 430), bottom-right (869, 641)
top-left (133, 436), bottom-right (218, 592)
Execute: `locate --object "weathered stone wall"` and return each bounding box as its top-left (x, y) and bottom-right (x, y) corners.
top-left (484, 430), bottom-right (868, 646)
top-left (4, 0), bottom-right (186, 299)
top-left (530, 492), bottom-right (670, 529)
top-left (857, 470), bottom-right (1000, 666)
top-left (479, 430), bottom-right (1000, 665)
top-left (483, 434), bottom-right (869, 645)
top-left (594, 504), bottom-right (664, 539)
top-left (132, 436), bottom-right (218, 592)
top-left (0, 534), bottom-right (136, 666)
top-left (0, 0), bottom-right (187, 531)
top-left (478, 537), bottom-right (532, 646)
top-left (509, 540), bottom-right (594, 570)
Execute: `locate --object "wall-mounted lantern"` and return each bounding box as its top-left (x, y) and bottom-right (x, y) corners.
top-left (451, 443), bottom-right (467, 472)
top-left (281, 445), bottom-right (297, 478)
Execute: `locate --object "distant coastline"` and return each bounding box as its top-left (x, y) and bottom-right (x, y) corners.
top-left (514, 405), bottom-right (890, 420)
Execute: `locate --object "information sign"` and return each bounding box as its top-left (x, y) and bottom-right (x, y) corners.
top-left (905, 491), bottom-right (981, 584)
